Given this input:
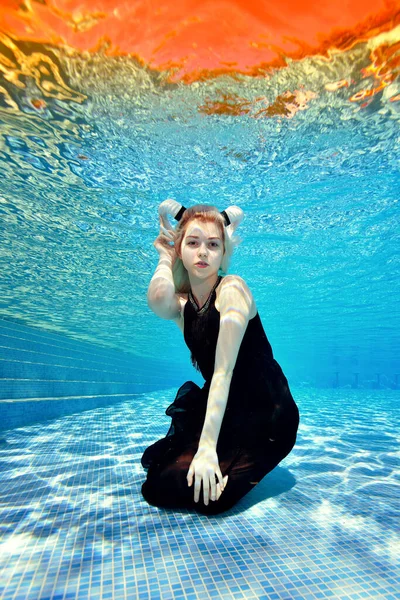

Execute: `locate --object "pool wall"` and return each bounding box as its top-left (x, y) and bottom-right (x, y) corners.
top-left (2, 315), bottom-right (398, 432)
top-left (0, 318), bottom-right (188, 432)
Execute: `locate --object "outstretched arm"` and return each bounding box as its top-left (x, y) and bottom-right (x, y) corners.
top-left (187, 275), bottom-right (253, 505)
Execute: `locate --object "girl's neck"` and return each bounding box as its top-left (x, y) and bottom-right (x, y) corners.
top-left (189, 275), bottom-right (220, 305)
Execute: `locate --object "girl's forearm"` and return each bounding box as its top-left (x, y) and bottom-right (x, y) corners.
top-left (198, 371), bottom-right (233, 450)
top-left (147, 254), bottom-right (175, 302)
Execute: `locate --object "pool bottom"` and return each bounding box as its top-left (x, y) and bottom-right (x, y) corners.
top-left (0, 387), bottom-right (398, 599)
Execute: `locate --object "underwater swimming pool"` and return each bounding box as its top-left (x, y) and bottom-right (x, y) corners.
top-left (1, 0), bottom-right (399, 598)
top-left (0, 370), bottom-right (399, 599)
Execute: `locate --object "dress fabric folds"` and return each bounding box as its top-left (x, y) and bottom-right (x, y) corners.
top-left (141, 276), bottom-right (300, 515)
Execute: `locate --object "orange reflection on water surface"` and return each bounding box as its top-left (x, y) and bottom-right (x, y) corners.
top-left (0, 0), bottom-right (398, 83)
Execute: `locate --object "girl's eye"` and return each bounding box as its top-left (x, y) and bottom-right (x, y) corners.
top-left (188, 241), bottom-right (219, 247)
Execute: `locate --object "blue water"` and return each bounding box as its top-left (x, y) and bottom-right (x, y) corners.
top-left (0, 33), bottom-right (399, 599)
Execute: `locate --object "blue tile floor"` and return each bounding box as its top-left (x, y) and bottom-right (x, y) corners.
top-left (0, 387), bottom-right (399, 599)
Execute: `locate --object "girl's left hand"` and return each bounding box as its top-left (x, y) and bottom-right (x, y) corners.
top-left (187, 446), bottom-right (225, 505)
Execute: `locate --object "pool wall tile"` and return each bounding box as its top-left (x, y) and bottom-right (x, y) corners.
top-left (0, 318), bottom-right (193, 431)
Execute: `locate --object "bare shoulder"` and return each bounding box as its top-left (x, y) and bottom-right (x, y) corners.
top-left (219, 274), bottom-right (250, 290)
top-left (218, 274), bottom-right (253, 298)
top-left (216, 275), bottom-right (257, 318)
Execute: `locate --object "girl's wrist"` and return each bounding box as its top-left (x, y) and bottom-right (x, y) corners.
top-left (157, 251), bottom-right (174, 262)
top-left (198, 437), bottom-right (217, 451)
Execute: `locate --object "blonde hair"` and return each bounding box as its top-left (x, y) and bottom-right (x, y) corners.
top-left (170, 204), bottom-right (243, 293)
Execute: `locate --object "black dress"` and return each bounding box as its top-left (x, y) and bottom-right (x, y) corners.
top-left (141, 276), bottom-right (299, 515)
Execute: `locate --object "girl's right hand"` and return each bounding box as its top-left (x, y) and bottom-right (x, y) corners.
top-left (153, 216), bottom-right (177, 264)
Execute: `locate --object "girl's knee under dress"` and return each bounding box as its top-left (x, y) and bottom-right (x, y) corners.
top-left (141, 434), bottom-right (297, 515)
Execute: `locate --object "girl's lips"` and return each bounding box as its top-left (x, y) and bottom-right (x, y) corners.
top-left (196, 263), bottom-right (208, 267)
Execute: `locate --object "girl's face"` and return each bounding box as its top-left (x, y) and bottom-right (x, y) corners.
top-left (179, 219), bottom-right (225, 279)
